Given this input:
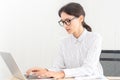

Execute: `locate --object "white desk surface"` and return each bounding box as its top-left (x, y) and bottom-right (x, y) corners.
top-left (107, 76), bottom-right (120, 80)
top-left (3, 76), bottom-right (120, 80)
top-left (6, 77), bottom-right (74, 80)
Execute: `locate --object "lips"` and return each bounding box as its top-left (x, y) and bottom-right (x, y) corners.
top-left (66, 29), bottom-right (70, 32)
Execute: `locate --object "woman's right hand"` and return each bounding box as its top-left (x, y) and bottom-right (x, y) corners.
top-left (26, 67), bottom-right (48, 78)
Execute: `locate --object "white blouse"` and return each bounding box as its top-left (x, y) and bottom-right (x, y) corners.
top-left (50, 29), bottom-right (106, 79)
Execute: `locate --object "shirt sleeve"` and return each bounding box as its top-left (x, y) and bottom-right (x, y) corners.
top-left (63, 35), bottom-right (102, 77)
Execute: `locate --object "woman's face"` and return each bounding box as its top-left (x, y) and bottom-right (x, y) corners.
top-left (60, 12), bottom-right (84, 34)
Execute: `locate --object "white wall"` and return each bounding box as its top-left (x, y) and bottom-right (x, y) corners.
top-left (0, 0), bottom-right (120, 76)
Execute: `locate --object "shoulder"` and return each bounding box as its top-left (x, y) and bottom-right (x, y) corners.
top-left (83, 31), bottom-right (102, 46)
top-left (83, 31), bottom-right (102, 48)
top-left (86, 31), bottom-right (102, 41)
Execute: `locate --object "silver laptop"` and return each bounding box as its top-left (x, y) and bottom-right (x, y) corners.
top-left (0, 52), bottom-right (54, 80)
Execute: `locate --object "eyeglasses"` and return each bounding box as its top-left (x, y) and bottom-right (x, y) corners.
top-left (58, 17), bottom-right (77, 26)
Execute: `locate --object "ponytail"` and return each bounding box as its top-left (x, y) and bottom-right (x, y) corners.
top-left (82, 21), bottom-right (92, 32)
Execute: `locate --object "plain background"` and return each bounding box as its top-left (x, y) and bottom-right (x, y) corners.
top-left (0, 0), bottom-right (120, 78)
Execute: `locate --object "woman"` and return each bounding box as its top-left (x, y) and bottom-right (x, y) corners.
top-left (26, 2), bottom-right (107, 79)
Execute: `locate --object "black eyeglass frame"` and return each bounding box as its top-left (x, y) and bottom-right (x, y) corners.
top-left (58, 17), bottom-right (77, 26)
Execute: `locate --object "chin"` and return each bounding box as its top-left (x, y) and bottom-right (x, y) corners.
top-left (67, 31), bottom-right (73, 34)
top-left (66, 29), bottom-right (73, 34)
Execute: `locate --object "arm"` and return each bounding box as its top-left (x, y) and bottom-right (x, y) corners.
top-left (26, 43), bottom-right (66, 79)
top-left (46, 35), bottom-right (102, 78)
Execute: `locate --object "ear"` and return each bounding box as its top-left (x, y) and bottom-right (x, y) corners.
top-left (79, 15), bottom-right (84, 23)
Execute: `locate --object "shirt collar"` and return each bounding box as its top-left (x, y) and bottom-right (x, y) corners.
top-left (71, 29), bottom-right (87, 44)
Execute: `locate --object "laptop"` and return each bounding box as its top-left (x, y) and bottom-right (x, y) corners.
top-left (0, 52), bottom-right (54, 80)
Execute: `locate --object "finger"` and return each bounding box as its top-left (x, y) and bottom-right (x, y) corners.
top-left (32, 71), bottom-right (41, 76)
top-left (26, 68), bottom-right (40, 75)
top-left (26, 70), bottom-right (33, 75)
top-left (35, 72), bottom-right (47, 78)
top-left (38, 76), bottom-right (41, 78)
top-left (26, 70), bottom-right (36, 76)
top-left (44, 71), bottom-right (54, 78)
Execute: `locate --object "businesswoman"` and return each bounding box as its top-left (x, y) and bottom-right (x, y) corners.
top-left (26, 2), bottom-right (107, 79)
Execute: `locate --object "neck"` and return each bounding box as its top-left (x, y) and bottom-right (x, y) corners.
top-left (73, 27), bottom-right (84, 38)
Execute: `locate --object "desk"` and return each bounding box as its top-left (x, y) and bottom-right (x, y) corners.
top-left (107, 76), bottom-right (120, 80)
top-left (9, 77), bottom-right (74, 80)
top-left (5, 76), bottom-right (120, 80)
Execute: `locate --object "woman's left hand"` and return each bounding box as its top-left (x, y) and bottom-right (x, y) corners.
top-left (43, 71), bottom-right (65, 79)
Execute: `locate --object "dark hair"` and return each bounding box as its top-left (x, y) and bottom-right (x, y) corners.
top-left (58, 2), bottom-right (92, 32)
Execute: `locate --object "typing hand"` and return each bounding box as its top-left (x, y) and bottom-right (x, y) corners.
top-left (43, 71), bottom-right (65, 79)
top-left (26, 67), bottom-right (48, 78)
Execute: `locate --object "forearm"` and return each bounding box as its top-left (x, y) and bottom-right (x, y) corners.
top-left (63, 65), bottom-right (94, 78)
